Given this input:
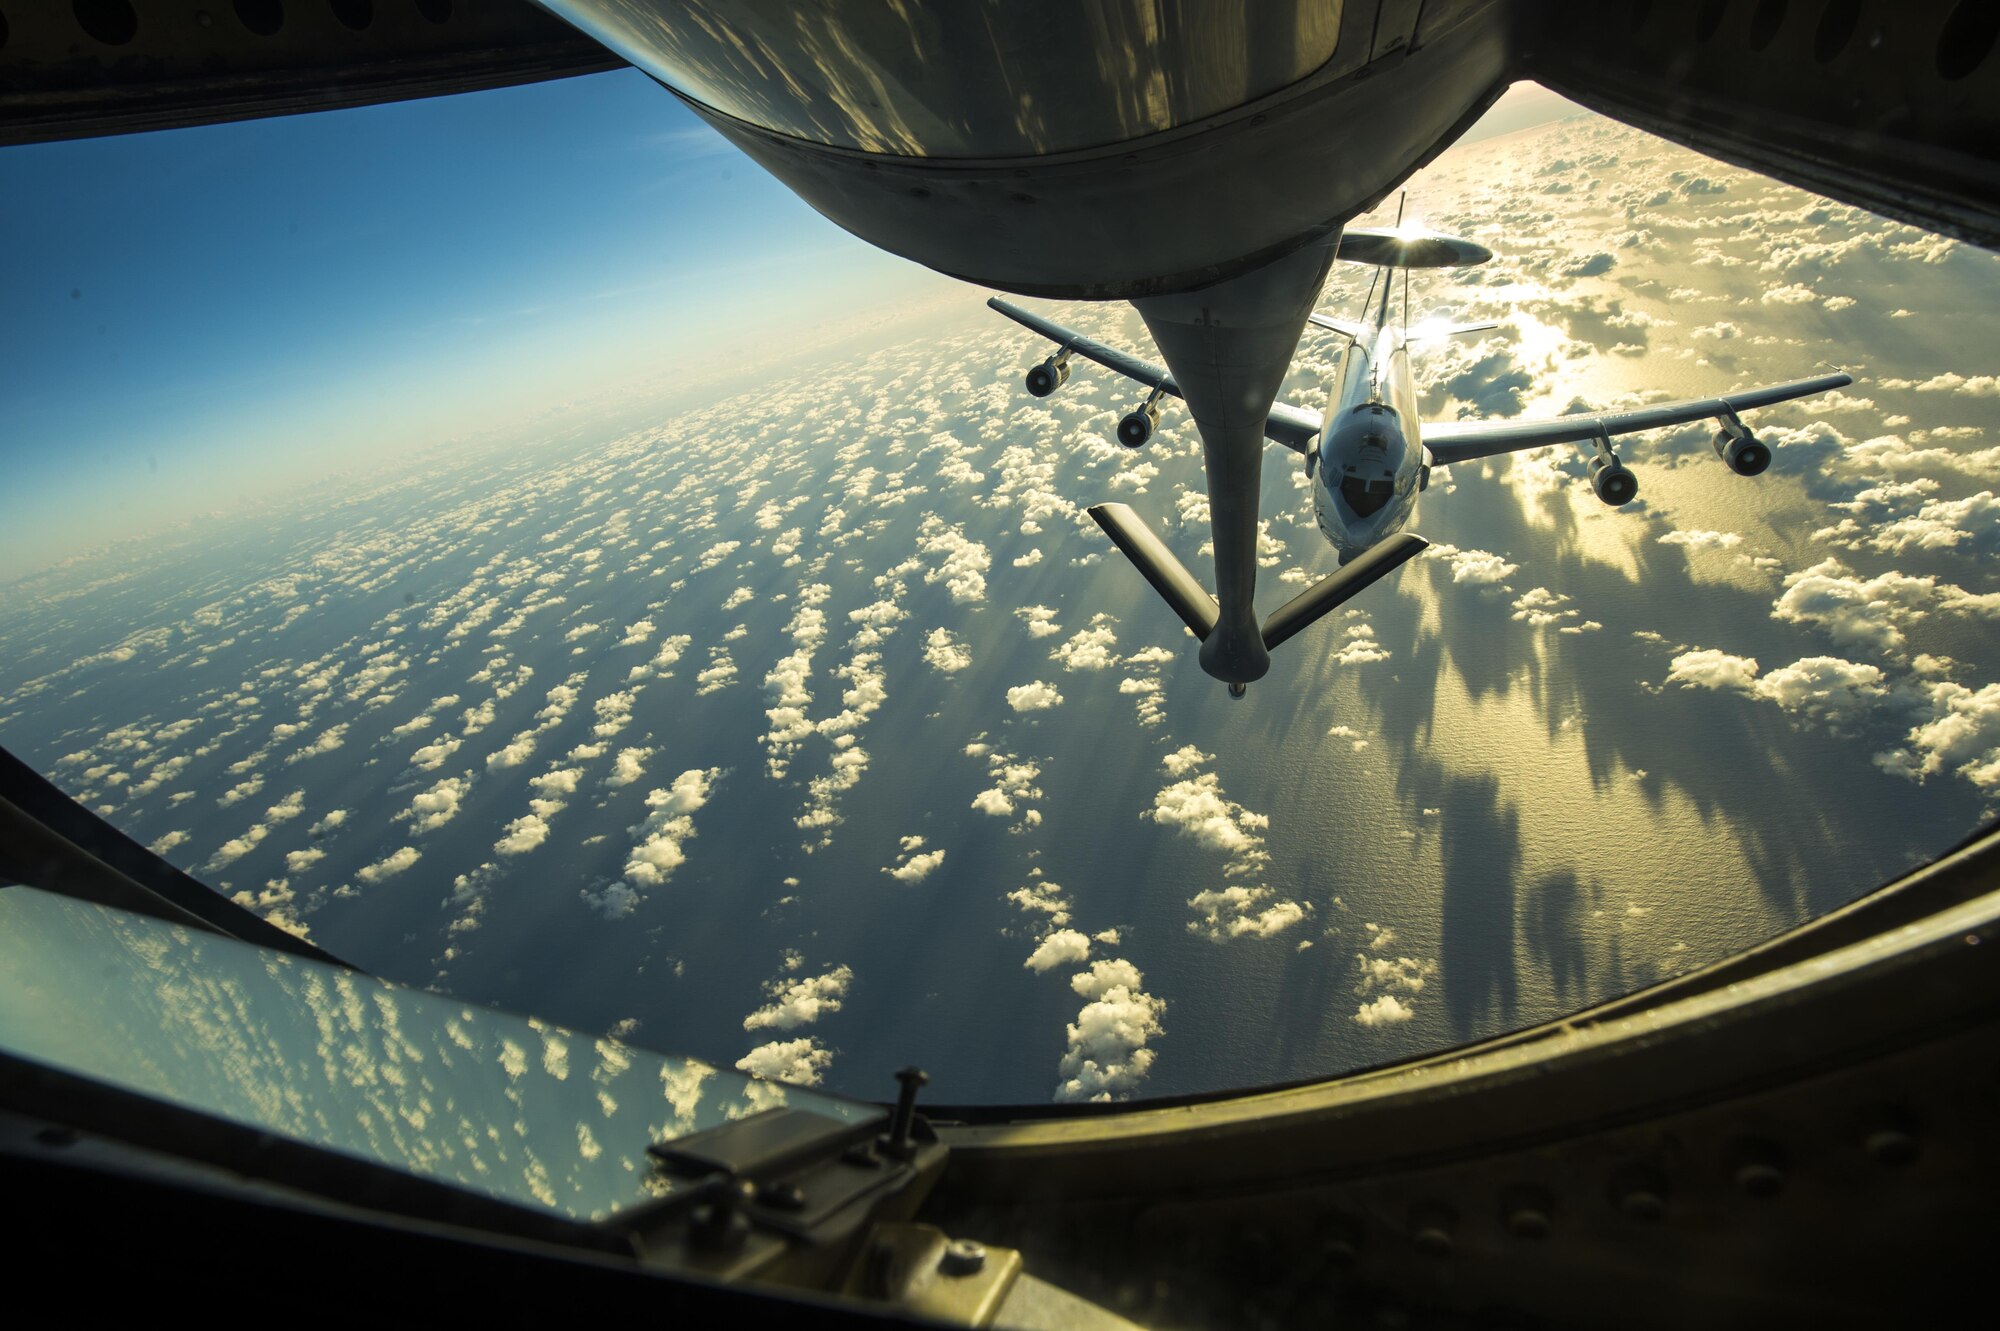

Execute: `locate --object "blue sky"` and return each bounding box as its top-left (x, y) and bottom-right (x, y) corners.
top-left (0, 69), bottom-right (945, 576)
top-left (0, 77), bottom-right (1576, 581)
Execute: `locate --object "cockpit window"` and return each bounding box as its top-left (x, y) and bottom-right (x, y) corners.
top-left (0, 885), bottom-right (874, 1221)
top-left (1340, 474), bottom-right (1396, 517)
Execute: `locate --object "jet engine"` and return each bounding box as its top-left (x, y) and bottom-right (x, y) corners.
top-left (1589, 454), bottom-right (1638, 506)
top-left (1713, 419), bottom-right (1772, 476)
top-left (1117, 401), bottom-right (1160, 449)
top-left (1024, 355), bottom-right (1071, 398)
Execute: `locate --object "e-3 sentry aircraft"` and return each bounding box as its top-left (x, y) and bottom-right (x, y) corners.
top-left (991, 219), bottom-right (1852, 698)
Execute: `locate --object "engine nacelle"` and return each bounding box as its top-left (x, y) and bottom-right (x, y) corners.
top-left (1024, 356), bottom-right (1071, 398)
top-left (1713, 424), bottom-right (1772, 476)
top-left (1589, 454), bottom-right (1638, 507)
top-left (1116, 402), bottom-right (1160, 449)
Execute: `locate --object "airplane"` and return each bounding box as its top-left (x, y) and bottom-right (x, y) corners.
top-left (990, 215), bottom-right (1853, 698)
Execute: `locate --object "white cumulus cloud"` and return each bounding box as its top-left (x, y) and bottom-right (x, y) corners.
top-left (605, 746), bottom-right (652, 788)
top-left (400, 776), bottom-right (469, 834)
top-left (743, 963), bottom-right (853, 1031)
top-left (1051, 615), bottom-right (1120, 671)
top-left (1666, 648), bottom-right (1763, 693)
top-left (917, 516), bottom-right (991, 603)
top-left (1659, 528), bottom-right (1744, 551)
top-left (922, 627), bottom-right (972, 673)
top-left (1430, 544), bottom-right (1519, 585)
top-left (357, 845), bottom-right (421, 884)
top-left (494, 815), bottom-right (550, 856)
top-left (624, 768), bottom-right (720, 888)
top-left (1015, 604), bottom-right (1061, 638)
top-left (1354, 995), bottom-right (1415, 1027)
top-left (1007, 680), bottom-right (1064, 712)
top-left (884, 834), bottom-right (947, 883)
top-left (695, 649), bottom-right (737, 696)
top-left (736, 1037), bottom-right (833, 1086)
top-left (1880, 681), bottom-right (2000, 790)
top-left (1025, 928), bottom-right (1092, 972)
top-left (1055, 958), bottom-right (1165, 1103)
top-left (1150, 772), bottom-right (1269, 864)
top-left (1188, 885), bottom-right (1307, 940)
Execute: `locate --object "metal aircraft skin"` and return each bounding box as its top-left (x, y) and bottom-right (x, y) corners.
top-left (990, 224), bottom-right (1853, 697)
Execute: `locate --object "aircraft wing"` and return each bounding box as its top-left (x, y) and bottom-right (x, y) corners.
top-left (989, 297), bottom-right (1177, 396)
top-left (989, 297), bottom-right (1323, 454)
top-left (1421, 373), bottom-right (1852, 465)
top-left (1262, 402), bottom-right (1324, 454)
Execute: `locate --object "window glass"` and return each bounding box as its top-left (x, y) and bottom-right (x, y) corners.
top-left (1341, 475), bottom-right (1394, 516)
top-left (0, 886), bottom-right (872, 1220)
top-left (3, 81), bottom-right (1995, 1110)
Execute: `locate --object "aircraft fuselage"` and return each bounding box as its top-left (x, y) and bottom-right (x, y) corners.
top-left (1312, 283), bottom-right (1425, 563)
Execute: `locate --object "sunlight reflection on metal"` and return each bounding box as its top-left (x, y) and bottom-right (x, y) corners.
top-left (533, 0), bottom-right (1344, 157)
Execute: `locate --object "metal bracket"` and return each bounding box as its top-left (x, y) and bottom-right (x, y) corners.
top-left (635, 1106), bottom-right (922, 1243)
top-left (1588, 426), bottom-right (1619, 466)
top-left (648, 1106), bottom-right (879, 1184)
top-left (846, 1223), bottom-right (1023, 1327)
top-left (615, 1069), bottom-right (946, 1286)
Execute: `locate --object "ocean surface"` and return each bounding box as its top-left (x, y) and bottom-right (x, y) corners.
top-left (5, 113), bottom-right (1996, 1104)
